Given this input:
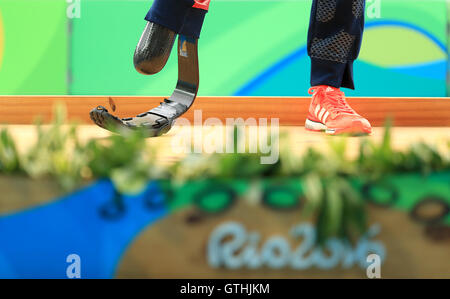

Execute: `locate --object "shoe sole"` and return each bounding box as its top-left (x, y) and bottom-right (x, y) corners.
top-left (305, 119), bottom-right (371, 136)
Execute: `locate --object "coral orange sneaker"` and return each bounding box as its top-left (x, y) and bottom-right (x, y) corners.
top-left (305, 85), bottom-right (372, 135)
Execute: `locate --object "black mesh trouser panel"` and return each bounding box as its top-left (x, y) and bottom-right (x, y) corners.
top-left (308, 0), bottom-right (365, 89)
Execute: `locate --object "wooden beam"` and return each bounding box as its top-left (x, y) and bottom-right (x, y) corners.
top-left (0, 96), bottom-right (449, 126)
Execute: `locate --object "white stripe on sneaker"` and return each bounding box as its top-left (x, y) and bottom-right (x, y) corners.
top-left (314, 105), bottom-right (321, 119)
top-left (318, 108), bottom-right (326, 122)
top-left (322, 111), bottom-right (330, 123)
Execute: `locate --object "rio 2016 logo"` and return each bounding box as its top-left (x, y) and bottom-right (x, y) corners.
top-left (208, 221), bottom-right (386, 271)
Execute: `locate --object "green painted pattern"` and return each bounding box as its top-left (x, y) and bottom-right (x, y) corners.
top-left (360, 28), bottom-right (446, 66)
top-left (375, 0), bottom-right (447, 41)
top-left (69, 0), bottom-right (310, 96)
top-left (359, 0), bottom-right (448, 66)
top-left (0, 0), bottom-right (448, 96)
top-left (69, 0), bottom-right (449, 96)
top-left (447, 0), bottom-right (450, 96)
top-left (198, 1), bottom-right (310, 95)
top-left (0, 0), bottom-right (68, 95)
top-left (163, 173), bottom-right (450, 226)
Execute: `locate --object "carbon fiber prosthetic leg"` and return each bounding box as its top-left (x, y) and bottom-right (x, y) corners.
top-left (89, 22), bottom-right (199, 137)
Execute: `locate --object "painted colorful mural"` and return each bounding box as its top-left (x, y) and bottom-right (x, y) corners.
top-left (1, 173), bottom-right (449, 278)
top-left (0, 0), bottom-right (448, 96)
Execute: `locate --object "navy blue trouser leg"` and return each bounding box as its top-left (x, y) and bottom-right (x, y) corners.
top-left (145, 0), bottom-right (207, 39)
top-left (308, 0), bottom-right (365, 89)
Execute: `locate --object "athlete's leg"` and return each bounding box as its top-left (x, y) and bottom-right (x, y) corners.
top-left (305, 0), bottom-right (371, 135)
top-left (134, 0), bottom-right (208, 75)
top-left (308, 0), bottom-right (365, 89)
top-left (90, 0), bottom-right (210, 137)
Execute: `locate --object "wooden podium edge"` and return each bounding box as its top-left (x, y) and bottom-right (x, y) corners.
top-left (0, 96), bottom-right (449, 126)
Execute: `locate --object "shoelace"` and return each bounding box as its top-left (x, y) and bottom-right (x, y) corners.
top-left (308, 86), bottom-right (355, 116)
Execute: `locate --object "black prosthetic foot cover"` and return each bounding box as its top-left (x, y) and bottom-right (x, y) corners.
top-left (90, 34), bottom-right (199, 137)
top-left (90, 99), bottom-right (187, 137)
top-left (134, 22), bottom-right (176, 75)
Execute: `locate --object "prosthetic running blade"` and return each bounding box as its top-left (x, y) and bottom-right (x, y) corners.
top-left (89, 35), bottom-right (199, 137)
